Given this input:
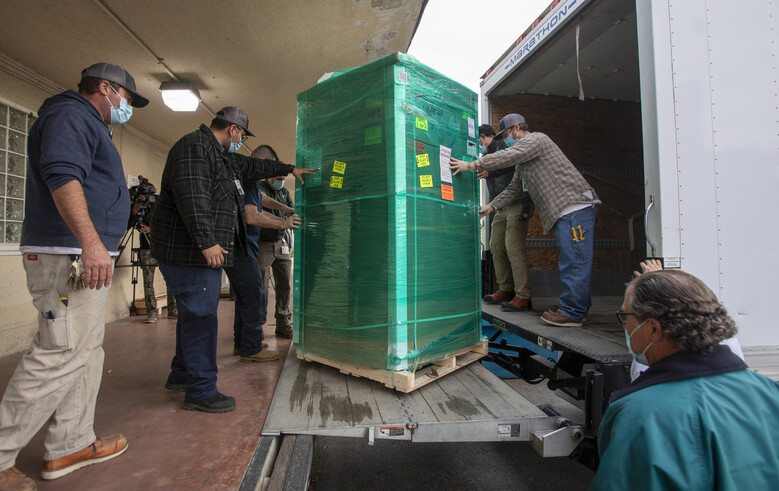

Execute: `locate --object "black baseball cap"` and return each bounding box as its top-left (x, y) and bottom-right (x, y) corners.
top-left (81, 62), bottom-right (149, 108)
top-left (479, 124), bottom-right (496, 137)
top-left (496, 113), bottom-right (526, 138)
top-left (215, 106), bottom-right (255, 137)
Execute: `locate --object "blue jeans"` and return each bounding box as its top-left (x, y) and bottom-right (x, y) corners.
top-left (158, 261), bottom-right (222, 401)
top-left (554, 206), bottom-right (597, 322)
top-left (223, 252), bottom-right (265, 356)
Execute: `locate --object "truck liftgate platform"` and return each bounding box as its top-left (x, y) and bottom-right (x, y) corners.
top-left (245, 332), bottom-right (590, 490)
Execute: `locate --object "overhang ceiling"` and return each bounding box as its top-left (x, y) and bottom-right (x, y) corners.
top-left (488, 0), bottom-right (639, 103)
top-left (0, 0), bottom-right (426, 161)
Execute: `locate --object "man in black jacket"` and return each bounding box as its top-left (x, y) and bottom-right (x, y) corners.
top-left (479, 123), bottom-right (534, 312)
top-left (150, 107), bottom-right (315, 413)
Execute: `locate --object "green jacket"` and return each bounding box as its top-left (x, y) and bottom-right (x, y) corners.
top-left (591, 346), bottom-right (779, 491)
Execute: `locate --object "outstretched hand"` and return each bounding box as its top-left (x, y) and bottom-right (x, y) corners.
top-left (449, 157), bottom-right (473, 176)
top-left (479, 205), bottom-right (495, 217)
top-left (633, 259), bottom-right (663, 277)
top-left (291, 167), bottom-right (317, 184)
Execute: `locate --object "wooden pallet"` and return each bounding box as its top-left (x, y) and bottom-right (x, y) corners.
top-left (133, 294), bottom-right (168, 315)
top-left (297, 340), bottom-right (489, 393)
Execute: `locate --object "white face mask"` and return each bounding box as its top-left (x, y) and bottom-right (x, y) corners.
top-left (625, 319), bottom-right (653, 365)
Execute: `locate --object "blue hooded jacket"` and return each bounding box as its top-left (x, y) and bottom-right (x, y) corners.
top-left (21, 90), bottom-right (129, 251)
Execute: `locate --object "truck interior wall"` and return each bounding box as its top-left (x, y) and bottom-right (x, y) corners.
top-left (490, 94), bottom-right (645, 296)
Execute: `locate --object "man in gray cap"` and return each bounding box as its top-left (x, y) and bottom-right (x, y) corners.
top-left (150, 107), bottom-right (315, 414)
top-left (0, 62), bottom-right (148, 486)
top-left (451, 114), bottom-right (600, 327)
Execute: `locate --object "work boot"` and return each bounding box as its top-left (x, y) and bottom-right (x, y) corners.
top-left (240, 349), bottom-right (280, 363)
top-left (164, 380), bottom-right (186, 392)
top-left (548, 304), bottom-right (588, 322)
top-left (41, 435), bottom-right (128, 480)
top-left (275, 328), bottom-right (293, 339)
top-left (501, 297), bottom-right (532, 312)
top-left (145, 311), bottom-right (157, 323)
top-left (233, 343), bottom-right (269, 355)
top-left (182, 392), bottom-right (236, 413)
top-left (540, 310), bottom-right (582, 327)
top-left (0, 467), bottom-right (36, 490)
top-left (483, 289), bottom-right (514, 304)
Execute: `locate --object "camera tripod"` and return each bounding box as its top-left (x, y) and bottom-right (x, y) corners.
top-left (116, 227), bottom-right (150, 316)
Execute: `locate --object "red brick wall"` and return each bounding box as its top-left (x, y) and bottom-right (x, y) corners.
top-left (490, 94), bottom-right (646, 271)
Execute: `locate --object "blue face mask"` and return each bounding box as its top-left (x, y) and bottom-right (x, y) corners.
top-left (227, 128), bottom-right (243, 153)
top-left (504, 133), bottom-right (516, 148)
top-left (271, 180), bottom-right (284, 191)
top-left (479, 144), bottom-right (488, 154)
top-left (625, 320), bottom-right (652, 365)
top-left (107, 85), bottom-right (132, 125)
top-left (228, 140), bottom-right (242, 154)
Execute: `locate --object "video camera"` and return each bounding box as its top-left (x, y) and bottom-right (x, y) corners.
top-left (128, 175), bottom-right (157, 230)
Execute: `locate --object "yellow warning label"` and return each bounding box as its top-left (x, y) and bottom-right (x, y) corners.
top-left (420, 175), bottom-right (433, 188)
top-left (416, 154), bottom-right (430, 167)
top-left (333, 161), bottom-right (346, 174)
top-left (330, 176), bottom-right (343, 189)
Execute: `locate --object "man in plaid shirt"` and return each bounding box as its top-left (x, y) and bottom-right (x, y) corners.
top-left (150, 107), bottom-right (315, 413)
top-left (451, 114), bottom-right (600, 328)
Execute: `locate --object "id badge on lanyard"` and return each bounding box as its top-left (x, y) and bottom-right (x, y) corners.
top-left (234, 179), bottom-right (245, 196)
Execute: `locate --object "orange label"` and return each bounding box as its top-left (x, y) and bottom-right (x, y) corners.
top-left (441, 184), bottom-right (454, 201)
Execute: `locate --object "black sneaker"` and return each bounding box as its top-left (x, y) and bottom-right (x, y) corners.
top-left (165, 380), bottom-right (186, 392)
top-left (182, 392), bottom-right (236, 413)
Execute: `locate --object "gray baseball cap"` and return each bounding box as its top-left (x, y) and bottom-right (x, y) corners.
top-left (215, 106), bottom-right (255, 137)
top-left (80, 62), bottom-right (149, 108)
top-left (496, 113), bottom-right (526, 138)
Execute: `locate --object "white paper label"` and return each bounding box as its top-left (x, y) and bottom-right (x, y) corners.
top-left (439, 145), bottom-right (452, 184)
top-left (467, 141), bottom-right (478, 157)
top-left (665, 257), bottom-right (681, 268)
top-left (467, 118), bottom-right (475, 138)
top-left (398, 71), bottom-right (408, 83)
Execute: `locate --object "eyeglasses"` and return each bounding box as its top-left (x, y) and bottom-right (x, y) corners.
top-left (615, 311), bottom-right (637, 325)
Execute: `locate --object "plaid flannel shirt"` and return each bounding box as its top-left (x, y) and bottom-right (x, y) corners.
top-left (478, 132), bottom-right (600, 234)
top-left (150, 124), bottom-right (294, 267)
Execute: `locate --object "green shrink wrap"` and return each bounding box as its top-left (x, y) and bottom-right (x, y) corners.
top-left (293, 53), bottom-right (482, 377)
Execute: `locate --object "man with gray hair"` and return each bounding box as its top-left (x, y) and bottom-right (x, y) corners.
top-left (590, 269), bottom-right (779, 490)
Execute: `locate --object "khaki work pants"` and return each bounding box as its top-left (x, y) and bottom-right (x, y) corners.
top-left (490, 201), bottom-right (532, 299)
top-left (258, 240), bottom-right (292, 333)
top-left (0, 254), bottom-right (110, 469)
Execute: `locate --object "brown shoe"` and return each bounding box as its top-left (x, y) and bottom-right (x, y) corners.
top-left (240, 349), bottom-right (280, 363)
top-left (483, 289), bottom-right (514, 304)
top-left (275, 329), bottom-right (293, 339)
top-left (547, 305), bottom-right (588, 322)
top-left (234, 343), bottom-right (269, 355)
top-left (540, 311), bottom-right (582, 327)
top-left (0, 467), bottom-right (36, 491)
top-left (500, 297), bottom-right (532, 312)
top-left (41, 434), bottom-right (128, 480)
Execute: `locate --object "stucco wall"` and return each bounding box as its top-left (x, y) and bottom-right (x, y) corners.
top-left (0, 69), bottom-right (169, 357)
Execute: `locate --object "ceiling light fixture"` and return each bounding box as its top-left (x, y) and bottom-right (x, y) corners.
top-left (159, 81), bottom-right (201, 111)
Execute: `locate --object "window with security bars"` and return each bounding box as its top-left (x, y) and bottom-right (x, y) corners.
top-left (0, 99), bottom-right (35, 246)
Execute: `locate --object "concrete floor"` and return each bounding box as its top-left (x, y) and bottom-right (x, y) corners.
top-left (0, 296), bottom-right (292, 489)
top-left (0, 291), bottom-right (597, 490)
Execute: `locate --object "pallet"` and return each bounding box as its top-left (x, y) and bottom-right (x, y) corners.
top-left (297, 340), bottom-right (489, 393)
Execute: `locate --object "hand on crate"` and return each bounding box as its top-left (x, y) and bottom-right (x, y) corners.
top-left (633, 259), bottom-right (663, 277)
top-left (291, 166), bottom-right (317, 184)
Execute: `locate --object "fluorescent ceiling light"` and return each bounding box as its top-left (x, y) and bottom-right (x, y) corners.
top-left (159, 81), bottom-right (201, 111)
